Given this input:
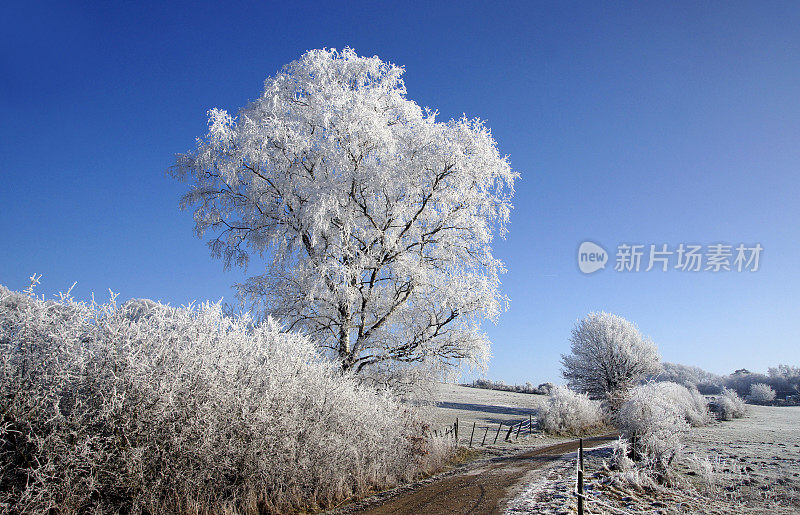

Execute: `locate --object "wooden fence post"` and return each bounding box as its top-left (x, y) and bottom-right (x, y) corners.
top-left (455, 418), bottom-right (459, 442)
top-left (529, 414), bottom-right (532, 434)
top-left (577, 437), bottom-right (584, 515)
top-left (481, 426), bottom-right (489, 446)
top-left (469, 422), bottom-right (476, 447)
top-left (494, 422), bottom-right (502, 444)
top-left (505, 423), bottom-right (514, 441)
top-left (516, 422), bottom-right (521, 438)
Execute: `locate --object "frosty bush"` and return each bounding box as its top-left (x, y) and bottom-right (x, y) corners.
top-left (615, 382), bottom-right (711, 473)
top-left (684, 385), bottom-right (713, 426)
top-left (646, 382), bottom-right (712, 428)
top-left (714, 387), bottom-right (747, 420)
top-left (0, 283), bottom-right (449, 513)
top-left (537, 386), bottom-right (605, 436)
top-left (748, 382), bottom-right (776, 403)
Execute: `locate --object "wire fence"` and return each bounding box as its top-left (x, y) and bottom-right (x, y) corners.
top-left (430, 415), bottom-right (536, 447)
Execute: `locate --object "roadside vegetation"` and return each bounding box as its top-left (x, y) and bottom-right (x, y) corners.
top-left (554, 312), bottom-right (749, 490)
top-left (536, 385), bottom-right (605, 436)
top-left (0, 282), bottom-right (452, 513)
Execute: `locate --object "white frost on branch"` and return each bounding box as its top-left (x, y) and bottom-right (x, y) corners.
top-left (171, 48), bottom-right (517, 374)
top-left (0, 282), bottom-right (451, 512)
top-left (561, 312), bottom-right (661, 403)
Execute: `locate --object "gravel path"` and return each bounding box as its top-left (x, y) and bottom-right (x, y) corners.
top-left (333, 434), bottom-right (616, 515)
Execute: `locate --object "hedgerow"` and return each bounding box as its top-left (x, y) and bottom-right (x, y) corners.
top-left (0, 282), bottom-right (449, 513)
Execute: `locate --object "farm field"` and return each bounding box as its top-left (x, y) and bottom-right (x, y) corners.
top-left (430, 383), bottom-right (548, 427)
top-left (684, 404), bottom-right (800, 510)
top-left (507, 404), bottom-right (800, 513)
top-left (427, 384), bottom-right (564, 451)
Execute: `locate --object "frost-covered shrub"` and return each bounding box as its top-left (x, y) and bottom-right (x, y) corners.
top-left (657, 382), bottom-right (713, 427)
top-left (615, 382), bottom-right (711, 473)
top-left (470, 380), bottom-right (553, 395)
top-left (537, 386), bottom-right (605, 435)
top-left (0, 283), bottom-right (448, 513)
top-left (685, 386), bottom-right (713, 426)
top-left (714, 387), bottom-right (747, 420)
top-left (748, 383), bottom-right (776, 403)
top-left (604, 438), bottom-right (663, 490)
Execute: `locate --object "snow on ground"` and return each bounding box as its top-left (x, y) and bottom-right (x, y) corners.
top-left (505, 405), bottom-right (800, 514)
top-left (504, 456), bottom-right (577, 514)
top-left (430, 383), bottom-right (548, 427)
top-left (428, 383), bottom-right (557, 450)
top-left (504, 446), bottom-right (751, 514)
top-left (683, 404), bottom-right (800, 510)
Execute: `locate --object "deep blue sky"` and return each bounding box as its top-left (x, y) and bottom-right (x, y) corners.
top-left (2, 1), bottom-right (799, 384)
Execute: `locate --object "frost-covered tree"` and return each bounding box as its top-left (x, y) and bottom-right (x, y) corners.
top-left (561, 312), bottom-right (661, 402)
top-left (171, 48), bottom-right (516, 374)
top-left (748, 383), bottom-right (776, 403)
top-left (651, 361), bottom-right (723, 392)
top-left (768, 364), bottom-right (800, 395)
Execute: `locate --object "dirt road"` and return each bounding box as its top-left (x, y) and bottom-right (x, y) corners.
top-left (337, 434), bottom-right (615, 515)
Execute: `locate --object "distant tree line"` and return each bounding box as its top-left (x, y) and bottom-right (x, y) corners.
top-left (651, 362), bottom-right (800, 400)
top-left (474, 362), bottom-right (800, 401)
top-left (464, 379), bottom-right (555, 395)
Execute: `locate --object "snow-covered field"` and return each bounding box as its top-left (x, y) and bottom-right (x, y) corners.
top-left (430, 383), bottom-right (548, 427)
top-left (427, 383), bottom-right (557, 450)
top-left (505, 404), bottom-right (800, 513)
top-left (684, 404), bottom-right (800, 510)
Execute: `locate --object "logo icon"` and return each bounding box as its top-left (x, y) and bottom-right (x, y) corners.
top-left (578, 241), bottom-right (608, 274)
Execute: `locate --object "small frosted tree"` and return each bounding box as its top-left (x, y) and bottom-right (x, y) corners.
top-left (171, 48), bottom-right (516, 374)
top-left (716, 387), bottom-right (746, 419)
top-left (561, 312), bottom-right (660, 403)
top-left (749, 383), bottom-right (776, 403)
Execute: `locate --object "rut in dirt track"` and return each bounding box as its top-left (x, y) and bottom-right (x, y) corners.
top-left (344, 434), bottom-right (616, 515)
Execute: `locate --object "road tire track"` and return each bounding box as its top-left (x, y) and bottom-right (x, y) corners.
top-left (335, 434), bottom-right (616, 515)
